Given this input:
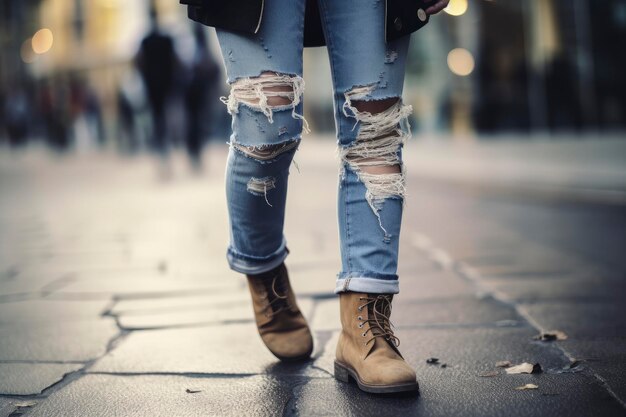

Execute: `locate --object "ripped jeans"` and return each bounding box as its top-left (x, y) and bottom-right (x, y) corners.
top-left (216, 0), bottom-right (412, 294)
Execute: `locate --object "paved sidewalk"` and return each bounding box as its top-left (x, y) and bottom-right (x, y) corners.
top-left (0, 139), bottom-right (625, 416)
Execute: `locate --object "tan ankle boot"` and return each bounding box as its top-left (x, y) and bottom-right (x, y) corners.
top-left (246, 263), bottom-right (313, 361)
top-left (334, 292), bottom-right (419, 393)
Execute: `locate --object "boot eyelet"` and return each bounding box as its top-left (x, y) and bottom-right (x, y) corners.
top-left (357, 316), bottom-right (362, 320)
top-left (358, 323), bottom-right (364, 328)
top-left (362, 332), bottom-right (366, 337)
top-left (358, 306), bottom-right (363, 311)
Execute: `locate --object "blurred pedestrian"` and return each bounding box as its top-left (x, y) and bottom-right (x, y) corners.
top-left (135, 3), bottom-right (178, 159)
top-left (181, 0), bottom-right (449, 394)
top-left (3, 85), bottom-right (29, 147)
top-left (184, 24), bottom-right (221, 170)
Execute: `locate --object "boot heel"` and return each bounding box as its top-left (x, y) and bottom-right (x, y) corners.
top-left (334, 361), bottom-right (350, 383)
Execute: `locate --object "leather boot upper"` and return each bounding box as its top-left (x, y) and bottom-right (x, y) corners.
top-left (336, 292), bottom-right (416, 386)
top-left (246, 263), bottom-right (313, 360)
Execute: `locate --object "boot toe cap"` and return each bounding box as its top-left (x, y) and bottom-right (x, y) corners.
top-left (263, 326), bottom-right (313, 360)
top-left (363, 359), bottom-right (417, 386)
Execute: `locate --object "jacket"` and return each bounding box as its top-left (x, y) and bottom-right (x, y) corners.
top-left (179, 0), bottom-right (430, 47)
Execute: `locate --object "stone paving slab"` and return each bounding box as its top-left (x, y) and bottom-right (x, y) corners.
top-left (0, 274), bottom-right (68, 297)
top-left (116, 299), bottom-right (313, 330)
top-left (310, 327), bottom-right (624, 415)
top-left (292, 372), bottom-right (623, 417)
top-left (488, 277), bottom-right (626, 302)
top-left (0, 398), bottom-right (16, 417)
top-left (25, 374), bottom-right (294, 417)
top-left (315, 327), bottom-right (569, 377)
top-left (521, 302), bottom-right (626, 339)
top-left (50, 276), bottom-right (243, 299)
top-left (581, 360), bottom-right (626, 404)
top-left (89, 322), bottom-right (317, 375)
top-left (287, 266), bottom-right (342, 296)
top-left (0, 299), bottom-right (109, 323)
top-left (0, 319), bottom-right (118, 361)
top-left (0, 363), bottom-right (82, 395)
top-left (395, 269), bottom-right (477, 300)
top-left (467, 265), bottom-right (574, 280)
top-left (111, 293), bottom-right (250, 315)
top-left (311, 296), bottom-right (521, 331)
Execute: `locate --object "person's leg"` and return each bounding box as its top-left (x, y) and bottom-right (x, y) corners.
top-left (317, 0), bottom-right (412, 295)
top-left (215, 0), bottom-right (313, 361)
top-left (215, 0), bottom-right (309, 275)
top-left (317, 0), bottom-right (418, 393)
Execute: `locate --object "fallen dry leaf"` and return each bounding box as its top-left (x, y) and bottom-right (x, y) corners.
top-left (14, 401), bottom-right (37, 407)
top-left (534, 330), bottom-right (568, 341)
top-left (496, 360), bottom-right (511, 368)
top-left (479, 370), bottom-right (499, 378)
top-left (505, 362), bottom-right (542, 374)
top-left (186, 388), bottom-right (202, 394)
top-left (515, 384), bottom-right (539, 391)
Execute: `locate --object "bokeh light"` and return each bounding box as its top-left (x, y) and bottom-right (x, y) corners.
top-left (31, 28), bottom-right (54, 54)
top-left (445, 0), bottom-right (468, 16)
top-left (20, 38), bottom-right (37, 63)
top-left (447, 48), bottom-right (475, 76)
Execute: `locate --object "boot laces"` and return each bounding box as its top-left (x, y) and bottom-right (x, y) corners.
top-left (358, 294), bottom-right (400, 347)
top-left (255, 270), bottom-right (292, 318)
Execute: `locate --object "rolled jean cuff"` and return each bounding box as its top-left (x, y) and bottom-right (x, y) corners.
top-left (334, 276), bottom-right (399, 295)
top-left (226, 240), bottom-right (289, 275)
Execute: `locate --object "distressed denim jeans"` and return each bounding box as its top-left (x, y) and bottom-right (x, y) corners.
top-left (216, 0), bottom-right (412, 294)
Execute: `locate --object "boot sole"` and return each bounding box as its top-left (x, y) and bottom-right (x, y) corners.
top-left (267, 333), bottom-right (314, 362)
top-left (271, 343), bottom-right (314, 362)
top-left (334, 360), bottom-right (420, 394)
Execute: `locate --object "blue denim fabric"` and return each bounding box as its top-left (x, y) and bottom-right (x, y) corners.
top-left (216, 0), bottom-right (411, 294)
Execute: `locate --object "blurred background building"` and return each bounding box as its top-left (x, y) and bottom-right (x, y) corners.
top-left (1, 0), bottom-right (625, 157)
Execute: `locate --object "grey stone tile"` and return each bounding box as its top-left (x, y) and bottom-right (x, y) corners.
top-left (117, 305), bottom-right (251, 330)
top-left (0, 399), bottom-right (38, 417)
top-left (547, 337), bottom-right (626, 404)
top-left (312, 331), bottom-right (339, 377)
top-left (90, 323), bottom-right (287, 374)
top-left (310, 300), bottom-right (340, 331)
top-left (0, 319), bottom-right (118, 361)
top-left (287, 266), bottom-right (339, 296)
top-left (0, 299), bottom-right (109, 323)
top-left (397, 270), bottom-right (476, 300)
top-left (310, 326), bottom-right (624, 415)
top-left (292, 373), bottom-right (623, 417)
top-left (0, 398), bottom-right (16, 417)
top-left (0, 363), bottom-right (82, 395)
top-left (393, 295), bottom-right (521, 327)
top-left (0, 273), bottom-right (68, 297)
top-left (583, 360), bottom-right (626, 406)
top-left (475, 248), bottom-right (572, 275)
top-left (522, 302), bottom-right (626, 339)
top-left (314, 327), bottom-right (569, 377)
top-left (117, 299), bottom-right (313, 330)
top-left (26, 374), bottom-right (293, 417)
top-left (51, 276), bottom-right (244, 299)
top-left (111, 293), bottom-right (250, 315)
top-left (396, 255), bottom-right (441, 276)
top-left (489, 278), bottom-right (626, 302)
top-left (311, 295), bottom-right (520, 331)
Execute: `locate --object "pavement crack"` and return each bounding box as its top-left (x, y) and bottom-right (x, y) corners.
top-left (281, 378), bottom-right (309, 417)
top-left (86, 371), bottom-right (259, 378)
